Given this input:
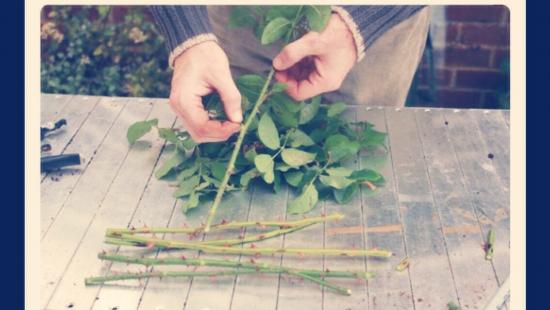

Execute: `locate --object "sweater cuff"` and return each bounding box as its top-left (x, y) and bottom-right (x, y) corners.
top-left (149, 6), bottom-right (216, 68)
top-left (331, 6), bottom-right (365, 62)
top-left (168, 33), bottom-right (218, 68)
top-left (333, 5), bottom-right (426, 63)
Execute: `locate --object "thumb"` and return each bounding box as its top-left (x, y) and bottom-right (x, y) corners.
top-left (273, 32), bottom-right (319, 71)
top-left (212, 73), bottom-right (243, 123)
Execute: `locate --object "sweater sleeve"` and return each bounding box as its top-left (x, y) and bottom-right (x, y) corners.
top-left (332, 6), bottom-right (426, 62)
top-left (149, 6), bottom-right (217, 68)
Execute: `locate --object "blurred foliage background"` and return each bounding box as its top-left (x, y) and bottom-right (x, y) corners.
top-left (41, 6), bottom-right (171, 98)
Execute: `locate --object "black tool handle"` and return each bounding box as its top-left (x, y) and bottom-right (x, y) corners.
top-left (41, 154), bottom-right (81, 172)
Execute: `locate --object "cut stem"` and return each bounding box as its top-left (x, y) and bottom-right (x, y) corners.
top-left (97, 253), bottom-right (375, 280)
top-left (105, 234), bottom-right (393, 257)
top-left (106, 213), bottom-right (343, 237)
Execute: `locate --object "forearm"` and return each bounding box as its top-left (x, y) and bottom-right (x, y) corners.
top-left (149, 5), bottom-right (216, 68)
top-left (332, 5), bottom-right (426, 61)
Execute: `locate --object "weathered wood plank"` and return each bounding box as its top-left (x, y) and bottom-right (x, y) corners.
top-left (41, 93), bottom-right (73, 124)
top-left (46, 100), bottom-right (173, 309)
top-left (443, 110), bottom-right (510, 285)
top-left (323, 108), bottom-right (369, 309)
top-left (415, 109), bottom-right (499, 309)
top-left (385, 108), bottom-right (458, 308)
top-left (229, 185), bottom-right (290, 309)
top-left (40, 98), bottom-right (154, 308)
top-left (276, 196), bottom-right (324, 309)
top-left (41, 97), bottom-right (122, 237)
top-left (357, 107), bottom-right (414, 309)
top-left (472, 110), bottom-right (510, 194)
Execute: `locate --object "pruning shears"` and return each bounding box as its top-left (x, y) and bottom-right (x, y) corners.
top-left (41, 118), bottom-right (82, 172)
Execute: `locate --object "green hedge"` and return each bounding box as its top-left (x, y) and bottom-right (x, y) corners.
top-left (41, 6), bottom-right (171, 98)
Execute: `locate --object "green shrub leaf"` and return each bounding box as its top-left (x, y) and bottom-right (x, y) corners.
top-left (289, 129), bottom-right (315, 148)
top-left (288, 185), bottom-right (318, 214)
top-left (333, 183), bottom-right (359, 204)
top-left (284, 171), bottom-right (304, 187)
top-left (261, 17), bottom-right (291, 45)
top-left (299, 96), bottom-right (320, 124)
top-left (257, 113), bottom-right (280, 150)
top-left (304, 5), bottom-right (331, 32)
top-left (173, 175), bottom-right (200, 198)
top-left (327, 102), bottom-right (347, 117)
top-left (254, 154), bottom-right (275, 184)
top-left (127, 119), bottom-right (158, 144)
top-left (155, 149), bottom-right (186, 179)
top-left (319, 175), bottom-right (355, 189)
top-left (281, 148), bottom-right (316, 167)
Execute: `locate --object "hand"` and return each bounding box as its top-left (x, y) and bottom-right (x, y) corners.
top-left (169, 41), bottom-right (242, 143)
top-left (272, 14), bottom-right (358, 101)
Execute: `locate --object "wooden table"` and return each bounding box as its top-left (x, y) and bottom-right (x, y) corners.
top-left (40, 94), bottom-right (510, 310)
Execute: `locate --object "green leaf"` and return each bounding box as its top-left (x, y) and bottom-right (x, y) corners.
top-left (275, 162), bottom-right (292, 172)
top-left (271, 82), bottom-right (287, 93)
top-left (173, 175), bottom-right (200, 198)
top-left (299, 96), bottom-right (320, 124)
top-left (327, 102), bottom-right (347, 117)
top-left (349, 169), bottom-right (385, 185)
top-left (177, 162), bottom-right (199, 182)
top-left (289, 129), bottom-right (315, 148)
top-left (284, 171), bottom-right (304, 187)
top-left (127, 119), bottom-right (158, 144)
top-left (281, 148), bottom-right (316, 167)
top-left (271, 100), bottom-right (299, 128)
top-left (181, 191), bottom-right (201, 213)
top-left (237, 74), bottom-right (266, 103)
top-left (254, 154), bottom-right (275, 184)
top-left (257, 113), bottom-right (280, 150)
top-left (261, 17), bottom-right (291, 45)
top-left (228, 6), bottom-right (257, 28)
top-left (319, 174), bottom-right (355, 189)
top-left (288, 184), bottom-right (318, 214)
top-left (158, 128), bottom-right (179, 144)
top-left (244, 148), bottom-right (257, 163)
top-left (304, 5), bottom-right (331, 32)
top-left (209, 162), bottom-right (228, 181)
top-left (273, 171), bottom-right (282, 193)
top-left (240, 168), bottom-right (259, 188)
top-left (155, 149), bottom-right (186, 179)
top-left (333, 183), bottom-right (359, 204)
top-left (324, 134), bottom-right (360, 162)
top-left (325, 167), bottom-right (353, 177)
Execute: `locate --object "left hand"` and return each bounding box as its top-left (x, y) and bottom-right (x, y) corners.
top-left (272, 13), bottom-right (358, 101)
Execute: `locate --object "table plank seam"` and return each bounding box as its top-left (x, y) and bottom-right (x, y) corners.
top-left (383, 109), bottom-right (417, 310)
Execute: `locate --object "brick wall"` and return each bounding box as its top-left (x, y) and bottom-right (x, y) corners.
top-left (411, 5), bottom-right (510, 109)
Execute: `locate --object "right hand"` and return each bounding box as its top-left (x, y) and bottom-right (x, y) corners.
top-left (169, 41), bottom-right (242, 143)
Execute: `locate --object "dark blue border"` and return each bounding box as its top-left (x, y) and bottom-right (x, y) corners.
top-left (526, 0), bottom-right (547, 308)
top-left (0, 0), bottom-right (24, 307)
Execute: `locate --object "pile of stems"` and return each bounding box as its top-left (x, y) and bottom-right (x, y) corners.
top-left (86, 253), bottom-right (376, 295)
top-left (90, 213), bottom-right (392, 295)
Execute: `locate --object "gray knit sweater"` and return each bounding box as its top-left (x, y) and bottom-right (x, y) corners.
top-left (150, 5), bottom-right (425, 66)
